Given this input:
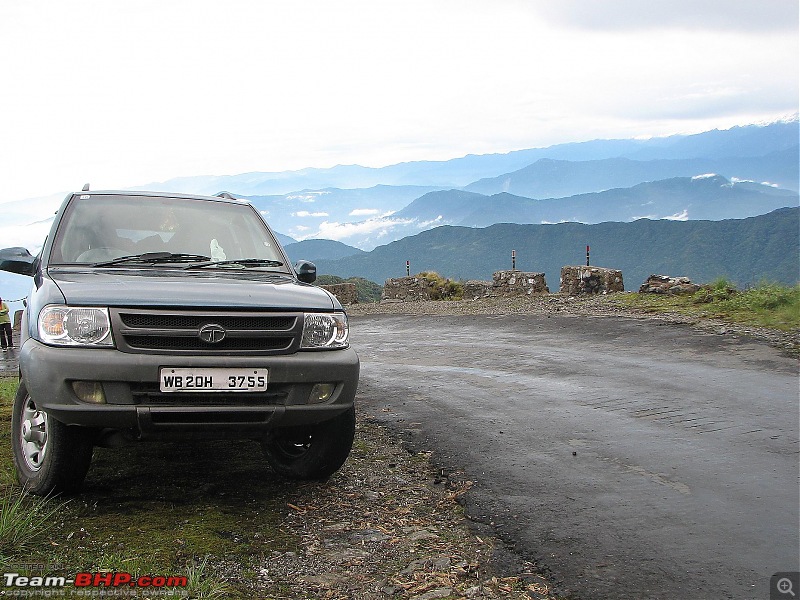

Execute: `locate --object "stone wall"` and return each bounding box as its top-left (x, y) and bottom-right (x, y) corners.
top-left (387, 270), bottom-right (549, 302)
top-left (462, 280), bottom-right (494, 300)
top-left (319, 283), bottom-right (358, 305)
top-left (639, 275), bottom-right (701, 295)
top-left (381, 276), bottom-right (438, 302)
top-left (560, 266), bottom-right (624, 295)
top-left (491, 270), bottom-right (549, 296)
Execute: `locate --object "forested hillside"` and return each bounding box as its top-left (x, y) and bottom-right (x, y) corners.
top-left (311, 207), bottom-right (800, 288)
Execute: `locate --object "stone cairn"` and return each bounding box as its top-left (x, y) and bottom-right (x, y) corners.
top-left (559, 266), bottom-right (624, 295)
top-left (639, 275), bottom-right (701, 295)
top-left (319, 283), bottom-right (358, 305)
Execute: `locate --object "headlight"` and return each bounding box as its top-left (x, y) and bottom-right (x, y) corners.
top-left (301, 313), bottom-right (349, 349)
top-left (38, 306), bottom-right (113, 347)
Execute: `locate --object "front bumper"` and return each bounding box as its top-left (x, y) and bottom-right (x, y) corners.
top-left (20, 339), bottom-right (359, 438)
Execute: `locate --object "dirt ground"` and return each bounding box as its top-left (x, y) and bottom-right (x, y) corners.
top-left (0, 381), bottom-right (557, 600)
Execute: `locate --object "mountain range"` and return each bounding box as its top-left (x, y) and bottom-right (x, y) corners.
top-left (1, 118), bottom-right (798, 306)
top-left (137, 119), bottom-right (800, 196)
top-left (303, 207), bottom-right (799, 289)
top-left (396, 175), bottom-right (797, 227)
top-left (127, 118), bottom-right (798, 251)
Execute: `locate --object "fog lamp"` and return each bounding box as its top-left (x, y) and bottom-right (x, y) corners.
top-left (72, 381), bottom-right (106, 404)
top-left (309, 383), bottom-right (335, 404)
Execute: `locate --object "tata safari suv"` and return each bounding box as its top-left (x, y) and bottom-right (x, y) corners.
top-left (0, 189), bottom-right (359, 495)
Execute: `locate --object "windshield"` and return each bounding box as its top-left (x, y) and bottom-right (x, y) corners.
top-left (50, 194), bottom-right (288, 270)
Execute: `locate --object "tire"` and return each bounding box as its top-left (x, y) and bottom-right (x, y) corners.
top-left (262, 406), bottom-right (355, 480)
top-left (11, 381), bottom-right (94, 495)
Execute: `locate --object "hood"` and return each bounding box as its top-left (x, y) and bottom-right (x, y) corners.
top-left (47, 268), bottom-right (338, 311)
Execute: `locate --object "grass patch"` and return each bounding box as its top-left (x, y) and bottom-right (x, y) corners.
top-left (0, 377), bottom-right (302, 598)
top-left (613, 282), bottom-right (800, 331)
top-left (184, 556), bottom-right (234, 599)
top-left (0, 488), bottom-right (70, 569)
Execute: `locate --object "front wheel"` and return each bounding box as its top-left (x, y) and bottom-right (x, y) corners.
top-left (261, 407), bottom-right (355, 480)
top-left (11, 381), bottom-right (94, 495)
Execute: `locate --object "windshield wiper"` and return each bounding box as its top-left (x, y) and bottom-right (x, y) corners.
top-left (184, 258), bottom-right (285, 270)
top-left (91, 252), bottom-right (212, 267)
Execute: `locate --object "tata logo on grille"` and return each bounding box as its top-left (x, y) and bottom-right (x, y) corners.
top-left (198, 323), bottom-right (226, 344)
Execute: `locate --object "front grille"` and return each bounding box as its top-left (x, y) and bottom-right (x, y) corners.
top-left (124, 335), bottom-right (294, 351)
top-left (120, 314), bottom-right (295, 330)
top-left (111, 308), bottom-right (303, 355)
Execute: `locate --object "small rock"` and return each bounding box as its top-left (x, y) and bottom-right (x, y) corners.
top-left (407, 529), bottom-right (439, 542)
top-left (349, 529), bottom-right (390, 543)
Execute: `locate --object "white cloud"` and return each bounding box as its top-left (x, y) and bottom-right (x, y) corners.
top-left (286, 192), bottom-right (329, 203)
top-left (292, 211), bottom-right (329, 218)
top-left (310, 216), bottom-right (417, 242)
top-left (665, 210), bottom-right (690, 221)
top-left (0, 1), bottom-right (795, 203)
top-left (691, 173), bottom-right (718, 180)
top-left (535, 0), bottom-right (798, 33)
top-left (349, 208), bottom-right (380, 216)
top-left (417, 216), bottom-right (444, 228)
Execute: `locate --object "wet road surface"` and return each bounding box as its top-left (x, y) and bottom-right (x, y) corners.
top-left (351, 313), bottom-right (799, 600)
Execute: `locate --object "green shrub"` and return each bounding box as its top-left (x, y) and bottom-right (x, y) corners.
top-left (693, 277), bottom-right (737, 303)
top-left (417, 272), bottom-right (463, 301)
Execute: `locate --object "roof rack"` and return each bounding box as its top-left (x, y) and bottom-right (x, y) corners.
top-left (215, 192), bottom-right (235, 199)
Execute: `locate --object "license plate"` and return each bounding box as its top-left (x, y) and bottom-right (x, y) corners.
top-left (159, 368), bottom-right (268, 392)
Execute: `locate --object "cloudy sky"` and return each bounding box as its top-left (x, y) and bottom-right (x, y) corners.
top-left (0, 0), bottom-right (797, 204)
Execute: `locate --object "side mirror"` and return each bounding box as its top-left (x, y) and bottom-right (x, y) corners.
top-left (0, 247), bottom-right (36, 277)
top-left (294, 260), bottom-right (317, 284)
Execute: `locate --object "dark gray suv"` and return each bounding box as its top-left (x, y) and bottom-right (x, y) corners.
top-left (0, 189), bottom-right (359, 495)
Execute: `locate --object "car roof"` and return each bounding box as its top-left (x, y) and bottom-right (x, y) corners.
top-left (71, 189), bottom-right (249, 205)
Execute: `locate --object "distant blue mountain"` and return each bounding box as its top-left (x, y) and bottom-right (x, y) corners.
top-left (147, 119), bottom-right (798, 250)
top-left (465, 148), bottom-right (799, 198)
top-left (283, 239), bottom-right (365, 263)
top-left (273, 232), bottom-right (297, 247)
top-left (133, 120), bottom-right (798, 197)
top-left (397, 176), bottom-right (798, 228)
